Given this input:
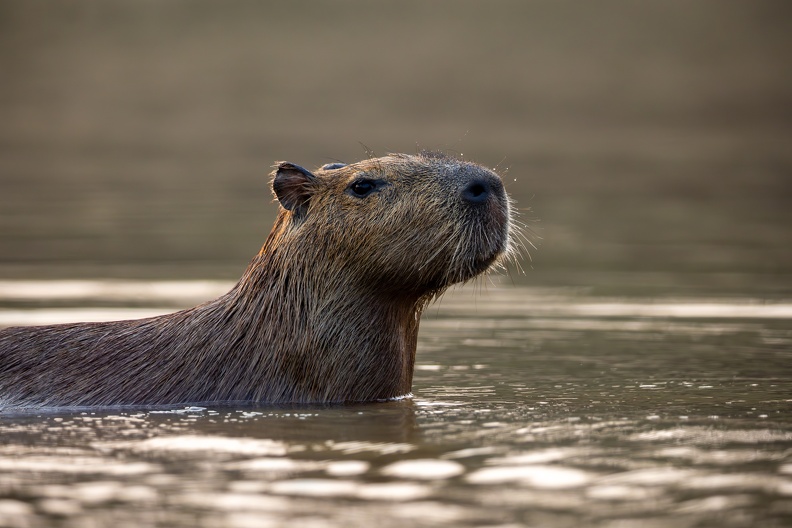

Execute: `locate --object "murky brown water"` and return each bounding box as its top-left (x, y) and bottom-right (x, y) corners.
top-left (1, 283), bottom-right (791, 527)
top-left (1, 1), bottom-right (791, 526)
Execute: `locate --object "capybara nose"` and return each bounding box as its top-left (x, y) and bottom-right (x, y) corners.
top-left (461, 178), bottom-right (493, 204)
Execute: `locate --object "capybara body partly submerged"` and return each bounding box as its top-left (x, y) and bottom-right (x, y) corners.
top-left (0, 152), bottom-right (515, 409)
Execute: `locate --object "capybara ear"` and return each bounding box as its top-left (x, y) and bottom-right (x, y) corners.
top-left (272, 162), bottom-right (316, 216)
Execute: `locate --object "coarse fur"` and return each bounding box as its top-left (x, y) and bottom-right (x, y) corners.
top-left (0, 152), bottom-right (518, 409)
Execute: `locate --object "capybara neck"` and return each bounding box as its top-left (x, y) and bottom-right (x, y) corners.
top-left (225, 226), bottom-right (427, 403)
top-left (0, 151), bottom-right (514, 408)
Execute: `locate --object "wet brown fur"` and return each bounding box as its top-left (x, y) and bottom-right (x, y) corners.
top-left (0, 152), bottom-right (513, 409)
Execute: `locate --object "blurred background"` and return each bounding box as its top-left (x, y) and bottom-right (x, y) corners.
top-left (1, 0), bottom-right (790, 297)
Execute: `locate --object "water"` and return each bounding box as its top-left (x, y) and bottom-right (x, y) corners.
top-left (1, 283), bottom-right (790, 527)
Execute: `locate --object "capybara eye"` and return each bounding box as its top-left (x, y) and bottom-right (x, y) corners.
top-left (348, 179), bottom-right (376, 198)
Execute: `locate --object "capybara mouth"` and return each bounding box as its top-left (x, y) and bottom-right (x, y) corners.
top-left (468, 246), bottom-right (505, 278)
top-left (449, 236), bottom-right (508, 284)
top-left (475, 250), bottom-right (501, 272)
top-left (462, 208), bottom-right (510, 280)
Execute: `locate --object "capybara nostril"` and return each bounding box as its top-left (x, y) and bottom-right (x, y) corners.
top-left (462, 179), bottom-right (491, 204)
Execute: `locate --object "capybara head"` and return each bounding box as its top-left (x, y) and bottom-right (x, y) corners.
top-left (271, 151), bottom-right (512, 298)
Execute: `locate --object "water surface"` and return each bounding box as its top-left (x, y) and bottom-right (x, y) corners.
top-left (1, 283), bottom-right (790, 527)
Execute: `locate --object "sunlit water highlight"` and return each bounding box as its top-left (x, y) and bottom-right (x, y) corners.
top-left (1, 281), bottom-right (791, 527)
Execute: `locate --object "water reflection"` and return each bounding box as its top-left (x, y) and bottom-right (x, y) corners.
top-left (1, 407), bottom-right (791, 526)
top-left (0, 283), bottom-right (791, 526)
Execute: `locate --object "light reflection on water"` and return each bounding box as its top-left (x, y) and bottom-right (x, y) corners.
top-left (0, 283), bottom-right (791, 527)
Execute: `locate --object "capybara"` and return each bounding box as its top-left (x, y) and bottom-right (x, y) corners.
top-left (0, 152), bottom-right (517, 408)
